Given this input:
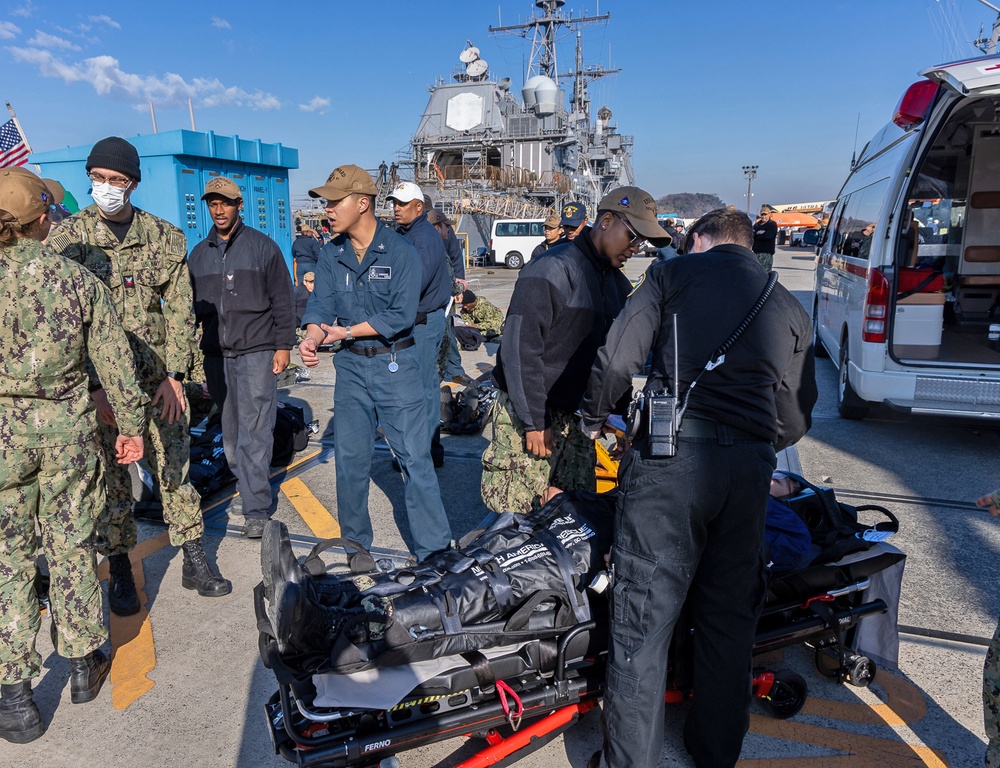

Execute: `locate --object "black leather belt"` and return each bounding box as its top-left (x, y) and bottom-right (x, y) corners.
top-left (678, 417), bottom-right (764, 443)
top-left (345, 337), bottom-right (415, 357)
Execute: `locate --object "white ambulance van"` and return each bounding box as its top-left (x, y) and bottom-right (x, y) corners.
top-left (814, 54), bottom-right (1000, 420)
top-left (490, 219), bottom-right (546, 269)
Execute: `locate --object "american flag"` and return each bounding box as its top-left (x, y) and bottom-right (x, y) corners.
top-left (0, 119), bottom-right (29, 168)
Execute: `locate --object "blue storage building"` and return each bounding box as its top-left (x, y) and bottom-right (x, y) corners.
top-left (30, 129), bottom-right (298, 270)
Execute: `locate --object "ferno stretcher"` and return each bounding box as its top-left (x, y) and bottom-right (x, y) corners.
top-left (254, 486), bottom-right (903, 768)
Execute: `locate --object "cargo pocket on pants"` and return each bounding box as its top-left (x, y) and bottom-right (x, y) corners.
top-left (610, 548), bottom-right (656, 659)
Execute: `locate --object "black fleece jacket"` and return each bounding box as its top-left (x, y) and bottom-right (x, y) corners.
top-left (493, 228), bottom-right (632, 431)
top-left (188, 220), bottom-right (296, 358)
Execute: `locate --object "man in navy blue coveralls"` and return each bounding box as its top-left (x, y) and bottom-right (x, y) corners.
top-left (298, 165), bottom-right (452, 561)
top-left (388, 182), bottom-right (451, 466)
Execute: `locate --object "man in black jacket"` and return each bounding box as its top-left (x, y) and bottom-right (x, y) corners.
top-left (292, 227), bottom-right (321, 284)
top-left (188, 177), bottom-right (296, 538)
top-left (481, 186), bottom-right (671, 514)
top-left (752, 204), bottom-right (778, 271)
top-left (580, 207), bottom-right (817, 768)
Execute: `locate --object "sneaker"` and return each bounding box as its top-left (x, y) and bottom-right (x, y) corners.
top-left (243, 518), bottom-right (267, 539)
top-left (451, 374), bottom-right (477, 387)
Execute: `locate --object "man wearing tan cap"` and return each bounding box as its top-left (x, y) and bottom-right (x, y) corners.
top-left (482, 186), bottom-right (670, 515)
top-left (49, 137), bottom-right (228, 611)
top-left (188, 176), bottom-right (296, 542)
top-left (752, 204), bottom-right (778, 271)
top-left (531, 213), bottom-right (562, 261)
top-left (580, 206), bottom-right (815, 768)
top-left (298, 165), bottom-right (452, 562)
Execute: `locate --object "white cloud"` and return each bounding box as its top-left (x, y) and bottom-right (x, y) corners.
top-left (88, 15), bottom-right (121, 29)
top-left (11, 2), bottom-right (33, 18)
top-left (8, 48), bottom-right (283, 111)
top-left (211, 17), bottom-right (231, 30)
top-left (299, 96), bottom-right (330, 114)
top-left (27, 31), bottom-right (80, 50)
top-left (0, 22), bottom-right (20, 39)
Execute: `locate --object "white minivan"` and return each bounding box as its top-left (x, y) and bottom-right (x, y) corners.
top-left (490, 219), bottom-right (546, 269)
top-left (814, 54), bottom-right (1000, 420)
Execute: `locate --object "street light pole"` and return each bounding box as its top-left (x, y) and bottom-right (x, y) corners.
top-left (742, 165), bottom-right (758, 214)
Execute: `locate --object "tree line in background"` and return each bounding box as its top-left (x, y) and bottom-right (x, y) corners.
top-left (655, 193), bottom-right (728, 218)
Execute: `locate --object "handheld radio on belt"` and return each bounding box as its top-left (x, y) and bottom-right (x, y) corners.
top-left (626, 271), bottom-right (779, 457)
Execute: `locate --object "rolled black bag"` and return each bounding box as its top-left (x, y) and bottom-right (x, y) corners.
top-left (279, 490), bottom-right (615, 674)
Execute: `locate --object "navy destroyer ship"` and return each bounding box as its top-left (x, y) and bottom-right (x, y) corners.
top-left (394, 0), bottom-right (635, 226)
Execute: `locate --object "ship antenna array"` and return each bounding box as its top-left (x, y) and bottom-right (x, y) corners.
top-left (489, 0), bottom-right (609, 84)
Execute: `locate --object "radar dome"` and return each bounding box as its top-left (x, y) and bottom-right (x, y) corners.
top-left (521, 75), bottom-right (548, 109)
top-left (533, 77), bottom-right (559, 117)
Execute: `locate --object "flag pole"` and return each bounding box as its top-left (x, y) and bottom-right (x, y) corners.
top-left (5, 102), bottom-right (33, 154)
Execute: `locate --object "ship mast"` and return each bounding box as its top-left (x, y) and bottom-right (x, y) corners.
top-left (489, 0), bottom-right (609, 85)
top-left (972, 0), bottom-right (1000, 54)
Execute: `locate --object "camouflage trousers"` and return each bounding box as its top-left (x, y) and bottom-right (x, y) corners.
top-left (96, 396), bottom-right (203, 555)
top-left (985, 616), bottom-right (1000, 767)
top-left (754, 251), bottom-right (774, 271)
top-left (0, 440), bottom-right (108, 683)
top-left (480, 391), bottom-right (595, 514)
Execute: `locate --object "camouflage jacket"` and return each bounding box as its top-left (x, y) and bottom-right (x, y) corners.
top-left (461, 298), bottom-right (505, 337)
top-left (0, 239), bottom-right (147, 448)
top-left (48, 204), bottom-right (195, 392)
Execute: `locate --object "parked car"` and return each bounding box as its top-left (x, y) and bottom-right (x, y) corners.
top-left (813, 54), bottom-right (1000, 420)
top-left (489, 218), bottom-right (545, 269)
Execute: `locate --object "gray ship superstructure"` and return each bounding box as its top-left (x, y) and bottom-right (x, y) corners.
top-left (405, 0), bottom-right (634, 220)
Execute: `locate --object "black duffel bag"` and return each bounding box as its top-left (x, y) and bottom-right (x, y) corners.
top-left (266, 490), bottom-right (615, 674)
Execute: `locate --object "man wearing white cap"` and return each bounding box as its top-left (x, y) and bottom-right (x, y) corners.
top-left (388, 181), bottom-right (452, 467)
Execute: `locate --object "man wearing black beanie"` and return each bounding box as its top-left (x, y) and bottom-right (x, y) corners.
top-left (48, 136), bottom-right (230, 615)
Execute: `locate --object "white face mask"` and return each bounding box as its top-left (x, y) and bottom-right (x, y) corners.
top-left (91, 182), bottom-right (130, 215)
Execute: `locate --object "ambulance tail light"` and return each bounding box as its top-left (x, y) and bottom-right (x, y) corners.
top-left (862, 268), bottom-right (890, 343)
top-left (892, 80), bottom-right (939, 129)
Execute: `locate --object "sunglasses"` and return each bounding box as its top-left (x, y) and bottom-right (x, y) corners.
top-left (614, 214), bottom-right (648, 250)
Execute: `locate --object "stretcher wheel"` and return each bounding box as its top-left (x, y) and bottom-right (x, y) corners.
top-left (760, 669), bottom-right (807, 719)
top-left (845, 656), bottom-right (876, 688)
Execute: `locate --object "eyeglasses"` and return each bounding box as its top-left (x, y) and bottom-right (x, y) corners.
top-left (614, 214), bottom-right (648, 251)
top-left (88, 172), bottom-right (132, 189)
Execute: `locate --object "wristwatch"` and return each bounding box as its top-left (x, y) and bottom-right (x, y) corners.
top-left (344, 326), bottom-right (353, 342)
top-left (166, 371), bottom-right (185, 382)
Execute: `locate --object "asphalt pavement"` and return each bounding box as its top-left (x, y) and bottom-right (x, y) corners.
top-left (3, 243), bottom-right (997, 768)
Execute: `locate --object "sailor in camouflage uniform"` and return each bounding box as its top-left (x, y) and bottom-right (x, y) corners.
top-left (48, 137), bottom-right (229, 613)
top-left (976, 488), bottom-right (1000, 767)
top-left (0, 169), bottom-right (147, 743)
top-left (459, 290), bottom-right (505, 338)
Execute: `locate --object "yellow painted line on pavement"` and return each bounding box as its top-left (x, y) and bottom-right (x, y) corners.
top-left (281, 476), bottom-right (340, 539)
top-left (98, 532), bottom-right (169, 710)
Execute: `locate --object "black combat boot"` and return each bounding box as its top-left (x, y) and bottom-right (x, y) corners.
top-left (270, 581), bottom-right (351, 656)
top-left (261, 520), bottom-right (305, 604)
top-left (0, 682), bottom-right (44, 744)
top-left (69, 650), bottom-right (110, 704)
top-left (181, 540), bottom-right (231, 597)
top-left (107, 553), bottom-right (140, 616)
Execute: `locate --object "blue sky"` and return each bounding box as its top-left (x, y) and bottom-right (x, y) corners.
top-left (3, 0), bottom-right (998, 209)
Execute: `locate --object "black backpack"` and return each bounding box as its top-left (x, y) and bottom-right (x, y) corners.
top-left (780, 473), bottom-right (899, 565)
top-left (272, 404), bottom-right (309, 467)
